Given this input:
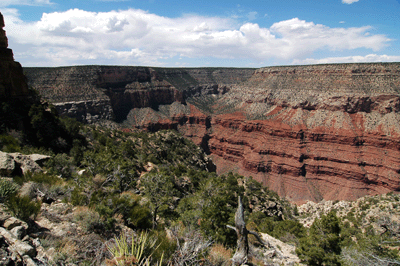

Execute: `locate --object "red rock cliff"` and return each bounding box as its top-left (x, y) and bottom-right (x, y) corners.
top-left (25, 62), bottom-right (400, 203)
top-left (129, 63), bottom-right (400, 203)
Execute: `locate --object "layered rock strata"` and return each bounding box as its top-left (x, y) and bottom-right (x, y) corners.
top-left (25, 63), bottom-right (400, 203)
top-left (123, 63), bottom-right (400, 203)
top-left (24, 67), bottom-right (254, 123)
top-left (0, 12), bottom-right (29, 99)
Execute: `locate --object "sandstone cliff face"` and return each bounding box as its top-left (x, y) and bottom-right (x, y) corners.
top-left (0, 12), bottom-right (29, 99)
top-left (25, 63), bottom-right (400, 203)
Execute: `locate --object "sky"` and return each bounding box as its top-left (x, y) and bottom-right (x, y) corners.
top-left (1, 0), bottom-right (400, 67)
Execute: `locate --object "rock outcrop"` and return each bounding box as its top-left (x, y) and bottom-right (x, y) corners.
top-left (0, 211), bottom-right (48, 265)
top-left (0, 151), bottom-right (50, 176)
top-left (24, 63), bottom-right (400, 203)
top-left (0, 12), bottom-right (29, 99)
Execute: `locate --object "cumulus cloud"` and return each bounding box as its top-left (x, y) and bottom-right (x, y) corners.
top-left (342, 0), bottom-right (359, 4)
top-left (3, 8), bottom-right (392, 66)
top-left (292, 54), bottom-right (400, 65)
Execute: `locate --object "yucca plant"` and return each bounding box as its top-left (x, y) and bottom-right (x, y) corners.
top-left (107, 231), bottom-right (164, 266)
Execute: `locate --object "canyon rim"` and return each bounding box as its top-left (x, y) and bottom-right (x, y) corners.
top-left (23, 63), bottom-right (400, 204)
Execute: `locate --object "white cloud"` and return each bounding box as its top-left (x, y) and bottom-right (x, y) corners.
top-left (342, 0), bottom-right (359, 4)
top-left (292, 54), bottom-right (400, 65)
top-left (3, 8), bottom-right (393, 66)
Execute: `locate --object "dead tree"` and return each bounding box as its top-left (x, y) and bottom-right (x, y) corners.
top-left (227, 196), bottom-right (266, 266)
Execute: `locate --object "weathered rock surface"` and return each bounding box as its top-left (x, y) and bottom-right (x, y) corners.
top-left (0, 151), bottom-right (15, 176)
top-left (0, 151), bottom-right (50, 176)
top-left (261, 233), bottom-right (302, 266)
top-left (297, 193), bottom-right (400, 242)
top-left (0, 207), bottom-right (52, 265)
top-left (25, 63), bottom-right (400, 203)
top-left (0, 12), bottom-right (29, 99)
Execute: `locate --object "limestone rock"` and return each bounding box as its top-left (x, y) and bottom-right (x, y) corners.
top-left (0, 227), bottom-right (36, 257)
top-left (10, 153), bottom-right (43, 175)
top-left (28, 154), bottom-right (51, 167)
top-left (10, 226), bottom-right (26, 240)
top-left (0, 152), bottom-right (50, 177)
top-left (3, 217), bottom-right (28, 231)
top-left (0, 151), bottom-right (15, 176)
top-left (22, 255), bottom-right (38, 266)
top-left (261, 233), bottom-right (302, 266)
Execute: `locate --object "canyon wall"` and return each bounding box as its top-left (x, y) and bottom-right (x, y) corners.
top-left (24, 67), bottom-right (254, 123)
top-left (24, 63), bottom-right (400, 203)
top-left (0, 12), bottom-right (29, 99)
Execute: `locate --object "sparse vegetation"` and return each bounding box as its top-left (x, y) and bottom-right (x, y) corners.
top-left (5, 194), bottom-right (42, 222)
top-left (1, 90), bottom-right (400, 265)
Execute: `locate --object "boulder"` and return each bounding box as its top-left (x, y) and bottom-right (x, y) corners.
top-left (0, 151), bottom-right (15, 176)
top-left (28, 154), bottom-right (51, 167)
top-left (22, 255), bottom-right (38, 266)
top-left (0, 151), bottom-right (50, 177)
top-left (10, 226), bottom-right (26, 240)
top-left (0, 227), bottom-right (36, 257)
top-left (10, 153), bottom-right (42, 175)
top-left (3, 217), bottom-right (28, 231)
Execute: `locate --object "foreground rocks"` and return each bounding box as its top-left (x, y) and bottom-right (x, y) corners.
top-left (0, 151), bottom-right (50, 177)
top-left (297, 193), bottom-right (400, 234)
top-left (261, 233), bottom-right (302, 266)
top-left (0, 210), bottom-right (47, 265)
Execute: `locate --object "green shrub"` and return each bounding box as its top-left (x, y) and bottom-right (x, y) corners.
top-left (0, 178), bottom-right (19, 202)
top-left (0, 134), bottom-right (21, 152)
top-left (110, 193), bottom-right (152, 230)
top-left (73, 207), bottom-right (104, 233)
top-left (70, 188), bottom-right (89, 206)
top-left (296, 211), bottom-right (342, 266)
top-left (247, 212), bottom-right (305, 244)
top-left (45, 153), bottom-right (76, 179)
top-left (16, 172), bottom-right (62, 186)
top-left (5, 195), bottom-right (41, 222)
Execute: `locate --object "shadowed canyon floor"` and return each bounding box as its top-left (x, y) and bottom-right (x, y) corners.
top-left (24, 63), bottom-right (400, 203)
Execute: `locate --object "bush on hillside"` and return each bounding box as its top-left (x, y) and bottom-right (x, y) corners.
top-left (296, 211), bottom-right (342, 266)
top-left (5, 195), bottom-right (41, 222)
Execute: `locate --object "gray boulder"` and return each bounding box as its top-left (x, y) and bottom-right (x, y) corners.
top-left (0, 227), bottom-right (36, 257)
top-left (3, 217), bottom-right (28, 231)
top-left (10, 226), bottom-right (26, 240)
top-left (0, 151), bottom-right (15, 176)
top-left (0, 151), bottom-right (51, 177)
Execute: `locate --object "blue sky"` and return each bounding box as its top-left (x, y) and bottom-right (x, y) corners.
top-left (1, 0), bottom-right (400, 67)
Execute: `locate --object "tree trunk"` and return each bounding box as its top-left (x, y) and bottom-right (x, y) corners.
top-left (227, 196), bottom-right (266, 266)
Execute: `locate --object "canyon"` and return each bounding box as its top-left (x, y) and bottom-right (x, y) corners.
top-left (23, 63), bottom-right (400, 203)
